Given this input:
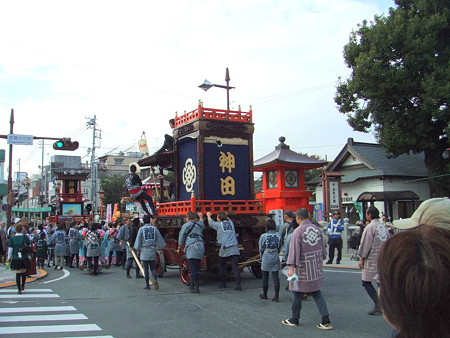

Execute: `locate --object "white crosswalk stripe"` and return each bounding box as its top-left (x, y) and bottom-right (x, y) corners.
top-left (0, 288), bottom-right (112, 337)
top-left (0, 306), bottom-right (77, 314)
top-left (0, 294), bottom-right (59, 299)
top-left (0, 314), bottom-right (88, 322)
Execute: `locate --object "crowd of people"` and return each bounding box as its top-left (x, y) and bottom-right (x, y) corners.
top-left (269, 198), bottom-right (450, 335)
top-left (1, 196), bottom-right (450, 336)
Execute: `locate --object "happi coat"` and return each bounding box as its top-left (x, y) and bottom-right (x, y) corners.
top-left (85, 230), bottom-right (102, 257)
top-left (178, 221), bottom-right (205, 260)
top-left (259, 230), bottom-right (282, 272)
top-left (357, 218), bottom-right (390, 282)
top-left (134, 224), bottom-right (166, 261)
top-left (209, 219), bottom-right (239, 257)
top-left (50, 230), bottom-right (67, 256)
top-left (287, 220), bottom-right (326, 293)
top-left (69, 227), bottom-right (81, 255)
top-left (117, 224), bottom-right (131, 250)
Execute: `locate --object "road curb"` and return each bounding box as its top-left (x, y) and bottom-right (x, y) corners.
top-left (324, 264), bottom-right (359, 270)
top-left (0, 268), bottom-right (48, 288)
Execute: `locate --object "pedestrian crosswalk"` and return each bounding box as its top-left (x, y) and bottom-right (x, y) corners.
top-left (0, 288), bottom-right (113, 337)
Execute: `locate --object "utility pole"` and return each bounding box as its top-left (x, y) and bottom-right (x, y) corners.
top-left (87, 115), bottom-right (101, 217)
top-left (16, 159), bottom-right (21, 192)
top-left (39, 140), bottom-right (45, 207)
top-left (6, 109), bottom-right (14, 228)
top-left (16, 158), bottom-right (21, 215)
top-left (2, 109), bottom-right (80, 227)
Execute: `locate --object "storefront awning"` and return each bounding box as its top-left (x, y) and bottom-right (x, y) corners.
top-left (12, 207), bottom-right (52, 212)
top-left (357, 191), bottom-right (419, 202)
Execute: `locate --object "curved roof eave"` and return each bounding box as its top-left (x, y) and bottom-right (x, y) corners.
top-left (254, 137), bottom-right (328, 169)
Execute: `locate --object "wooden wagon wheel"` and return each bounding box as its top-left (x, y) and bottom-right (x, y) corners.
top-left (238, 254), bottom-right (263, 279)
top-left (179, 255), bottom-right (191, 285)
top-left (249, 263), bottom-right (263, 279)
top-left (155, 250), bottom-right (166, 278)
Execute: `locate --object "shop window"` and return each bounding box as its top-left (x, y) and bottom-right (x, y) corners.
top-left (397, 201), bottom-right (417, 219)
top-left (114, 158), bottom-right (124, 165)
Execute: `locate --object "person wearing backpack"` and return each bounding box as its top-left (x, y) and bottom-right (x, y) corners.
top-left (36, 232), bottom-right (48, 270)
top-left (259, 219), bottom-right (283, 302)
top-left (177, 211), bottom-right (205, 294)
top-left (6, 223), bottom-right (31, 294)
top-left (85, 223), bottom-right (102, 276)
top-left (49, 223), bottom-right (67, 270)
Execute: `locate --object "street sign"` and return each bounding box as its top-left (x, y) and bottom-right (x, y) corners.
top-left (7, 134), bottom-right (33, 145)
top-left (1, 204), bottom-right (8, 212)
top-left (15, 172), bottom-right (28, 181)
top-left (269, 209), bottom-right (284, 227)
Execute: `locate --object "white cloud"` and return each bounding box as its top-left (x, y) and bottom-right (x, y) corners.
top-left (0, 0), bottom-right (394, 175)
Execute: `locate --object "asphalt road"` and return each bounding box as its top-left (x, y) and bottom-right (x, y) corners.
top-left (0, 265), bottom-right (392, 337)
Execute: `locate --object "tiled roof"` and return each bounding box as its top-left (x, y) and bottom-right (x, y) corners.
top-left (308, 138), bottom-right (428, 185)
top-left (351, 143), bottom-right (427, 177)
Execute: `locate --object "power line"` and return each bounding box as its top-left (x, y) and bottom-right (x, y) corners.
top-left (2, 39), bottom-right (350, 106)
top-left (237, 81), bottom-right (339, 105)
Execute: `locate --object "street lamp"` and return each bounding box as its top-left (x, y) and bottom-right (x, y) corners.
top-left (198, 68), bottom-right (235, 110)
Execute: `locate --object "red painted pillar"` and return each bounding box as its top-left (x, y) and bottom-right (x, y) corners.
top-left (190, 192), bottom-right (197, 212)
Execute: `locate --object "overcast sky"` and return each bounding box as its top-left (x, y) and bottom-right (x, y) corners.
top-left (0, 0), bottom-right (394, 179)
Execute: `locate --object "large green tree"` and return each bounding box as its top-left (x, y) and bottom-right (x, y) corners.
top-left (100, 173), bottom-right (126, 205)
top-left (335, 0), bottom-right (450, 196)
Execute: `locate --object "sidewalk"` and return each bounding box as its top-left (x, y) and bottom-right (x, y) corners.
top-left (0, 263), bottom-right (48, 288)
top-left (323, 254), bottom-right (360, 270)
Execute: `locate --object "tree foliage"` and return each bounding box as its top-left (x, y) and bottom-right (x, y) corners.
top-left (335, 0), bottom-right (450, 196)
top-left (100, 173), bottom-right (126, 205)
top-left (301, 153), bottom-right (326, 183)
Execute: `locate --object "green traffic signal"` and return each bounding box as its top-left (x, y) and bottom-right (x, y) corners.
top-left (53, 139), bottom-right (79, 151)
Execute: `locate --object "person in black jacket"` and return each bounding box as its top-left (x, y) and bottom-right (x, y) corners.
top-left (125, 165), bottom-right (157, 216)
top-left (126, 217), bottom-right (143, 279)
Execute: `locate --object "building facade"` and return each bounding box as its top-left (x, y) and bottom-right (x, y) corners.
top-left (309, 138), bottom-right (430, 223)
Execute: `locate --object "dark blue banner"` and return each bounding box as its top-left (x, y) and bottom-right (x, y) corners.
top-left (178, 137), bottom-right (198, 201)
top-left (203, 143), bottom-right (250, 200)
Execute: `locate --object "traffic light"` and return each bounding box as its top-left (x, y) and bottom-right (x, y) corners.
top-left (85, 204), bottom-right (92, 213)
top-left (53, 138), bottom-right (79, 151)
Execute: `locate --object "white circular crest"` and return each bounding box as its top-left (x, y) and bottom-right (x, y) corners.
top-left (376, 223), bottom-right (389, 242)
top-left (302, 226), bottom-right (320, 246)
top-left (182, 158), bottom-right (196, 192)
